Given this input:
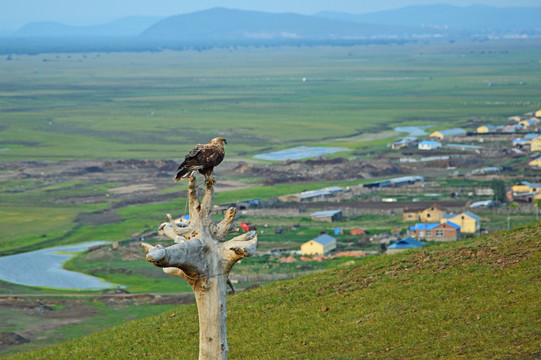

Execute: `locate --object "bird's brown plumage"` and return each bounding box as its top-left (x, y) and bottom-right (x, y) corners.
top-left (174, 137), bottom-right (227, 183)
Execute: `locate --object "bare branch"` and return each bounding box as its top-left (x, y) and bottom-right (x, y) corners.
top-left (221, 232), bottom-right (258, 269)
top-left (158, 222), bottom-right (187, 242)
top-left (215, 207), bottom-right (237, 241)
top-left (145, 239), bottom-right (205, 275)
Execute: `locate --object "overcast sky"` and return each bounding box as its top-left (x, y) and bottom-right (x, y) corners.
top-left (2, 0), bottom-right (541, 30)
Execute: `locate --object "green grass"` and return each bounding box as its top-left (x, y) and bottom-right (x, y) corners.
top-left (7, 222), bottom-right (540, 359)
top-left (1, 41), bottom-right (541, 162)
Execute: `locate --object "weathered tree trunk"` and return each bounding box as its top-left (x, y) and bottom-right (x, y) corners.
top-left (142, 177), bottom-right (257, 360)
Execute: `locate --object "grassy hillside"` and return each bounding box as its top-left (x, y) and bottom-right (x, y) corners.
top-left (8, 222), bottom-right (540, 359)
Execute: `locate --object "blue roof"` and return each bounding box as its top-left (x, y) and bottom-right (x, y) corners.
top-left (312, 234), bottom-right (336, 246)
top-left (410, 223), bottom-right (440, 231)
top-left (410, 222), bottom-right (461, 231)
top-left (388, 237), bottom-right (425, 249)
top-left (443, 221), bottom-right (461, 229)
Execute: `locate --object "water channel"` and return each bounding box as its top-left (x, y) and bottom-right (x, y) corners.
top-left (0, 241), bottom-right (117, 290)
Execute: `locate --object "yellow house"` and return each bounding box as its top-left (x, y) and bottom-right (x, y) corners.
top-left (512, 181), bottom-right (541, 194)
top-left (300, 234), bottom-right (336, 256)
top-left (403, 203), bottom-right (447, 222)
top-left (531, 137), bottom-right (541, 152)
top-left (430, 128), bottom-right (466, 140)
top-left (476, 125), bottom-right (495, 133)
top-left (519, 118), bottom-right (539, 128)
top-left (419, 203), bottom-right (447, 222)
top-left (441, 211), bottom-right (481, 234)
top-left (535, 110), bottom-right (541, 118)
top-left (529, 158), bottom-right (541, 168)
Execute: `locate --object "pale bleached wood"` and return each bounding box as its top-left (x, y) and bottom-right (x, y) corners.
top-left (142, 176), bottom-right (257, 360)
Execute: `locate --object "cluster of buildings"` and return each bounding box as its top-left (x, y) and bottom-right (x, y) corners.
top-left (476, 110), bottom-right (541, 168)
top-left (403, 203), bottom-right (481, 241)
top-left (510, 181), bottom-right (541, 203)
top-left (391, 110), bottom-right (541, 163)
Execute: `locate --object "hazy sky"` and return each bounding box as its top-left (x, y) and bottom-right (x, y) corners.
top-left (2, 0), bottom-right (541, 29)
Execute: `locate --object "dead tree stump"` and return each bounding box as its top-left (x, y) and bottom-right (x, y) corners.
top-left (142, 176), bottom-right (257, 360)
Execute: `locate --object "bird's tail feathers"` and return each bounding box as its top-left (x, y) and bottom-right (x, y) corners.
top-left (174, 169), bottom-right (193, 182)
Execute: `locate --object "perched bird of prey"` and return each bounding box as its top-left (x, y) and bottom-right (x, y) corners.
top-left (174, 137), bottom-right (227, 185)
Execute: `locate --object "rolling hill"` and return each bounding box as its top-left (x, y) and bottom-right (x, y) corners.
top-left (13, 16), bottom-right (165, 37)
top-left (139, 7), bottom-right (418, 41)
top-left (316, 4), bottom-right (541, 31)
top-left (7, 222), bottom-right (540, 359)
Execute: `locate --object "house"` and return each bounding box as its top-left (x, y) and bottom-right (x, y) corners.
top-left (519, 118), bottom-right (539, 129)
top-left (391, 137), bottom-right (417, 150)
top-left (323, 186), bottom-right (345, 195)
top-left (386, 237), bottom-right (425, 254)
top-left (409, 222), bottom-right (461, 242)
top-left (469, 200), bottom-right (494, 208)
top-left (403, 203), bottom-right (447, 222)
top-left (511, 181), bottom-right (541, 195)
top-left (363, 176), bottom-right (423, 189)
top-left (300, 189), bottom-right (332, 201)
top-left (470, 167), bottom-right (501, 176)
top-left (477, 125), bottom-right (495, 133)
top-left (349, 227), bottom-right (367, 236)
top-left (441, 211), bottom-right (481, 234)
top-left (531, 136), bottom-right (541, 152)
top-left (512, 138), bottom-right (528, 149)
top-left (310, 210), bottom-right (343, 222)
top-left (508, 116), bottom-right (521, 123)
top-left (430, 128), bottom-right (466, 140)
top-left (418, 140), bottom-right (442, 150)
top-left (503, 124), bottom-right (520, 133)
top-left (529, 157), bottom-right (541, 168)
top-left (475, 188), bottom-right (495, 196)
top-left (300, 234), bottom-right (337, 256)
top-left (390, 176), bottom-right (424, 186)
top-left (535, 109), bottom-right (541, 118)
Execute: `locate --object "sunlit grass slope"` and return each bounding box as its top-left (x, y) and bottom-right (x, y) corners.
top-left (8, 222), bottom-right (540, 360)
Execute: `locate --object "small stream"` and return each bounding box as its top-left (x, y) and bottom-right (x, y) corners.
top-left (0, 242), bottom-right (117, 290)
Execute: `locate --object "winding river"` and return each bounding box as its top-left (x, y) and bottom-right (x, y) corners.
top-left (0, 241), bottom-right (117, 290)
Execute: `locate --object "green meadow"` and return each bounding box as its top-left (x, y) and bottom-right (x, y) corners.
top-left (6, 223), bottom-right (540, 360)
top-left (1, 40), bottom-right (540, 162)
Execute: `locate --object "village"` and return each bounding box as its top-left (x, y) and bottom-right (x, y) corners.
top-left (209, 108), bottom-right (541, 264)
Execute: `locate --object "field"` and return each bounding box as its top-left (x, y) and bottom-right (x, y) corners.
top-left (1, 39), bottom-right (541, 355)
top-left (5, 223), bottom-right (540, 359)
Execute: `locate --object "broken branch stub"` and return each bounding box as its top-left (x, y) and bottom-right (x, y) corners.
top-left (142, 176), bottom-right (257, 360)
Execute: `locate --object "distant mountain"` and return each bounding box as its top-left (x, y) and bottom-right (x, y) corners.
top-left (14, 16), bottom-right (165, 37)
top-left (140, 7), bottom-right (430, 40)
top-left (316, 5), bottom-right (541, 31)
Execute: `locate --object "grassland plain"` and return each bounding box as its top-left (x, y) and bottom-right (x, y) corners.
top-left (1, 39), bottom-right (540, 255)
top-left (5, 222), bottom-right (539, 360)
top-left (1, 40), bottom-right (541, 162)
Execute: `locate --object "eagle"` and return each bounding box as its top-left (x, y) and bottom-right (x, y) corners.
top-left (174, 137), bottom-right (227, 185)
